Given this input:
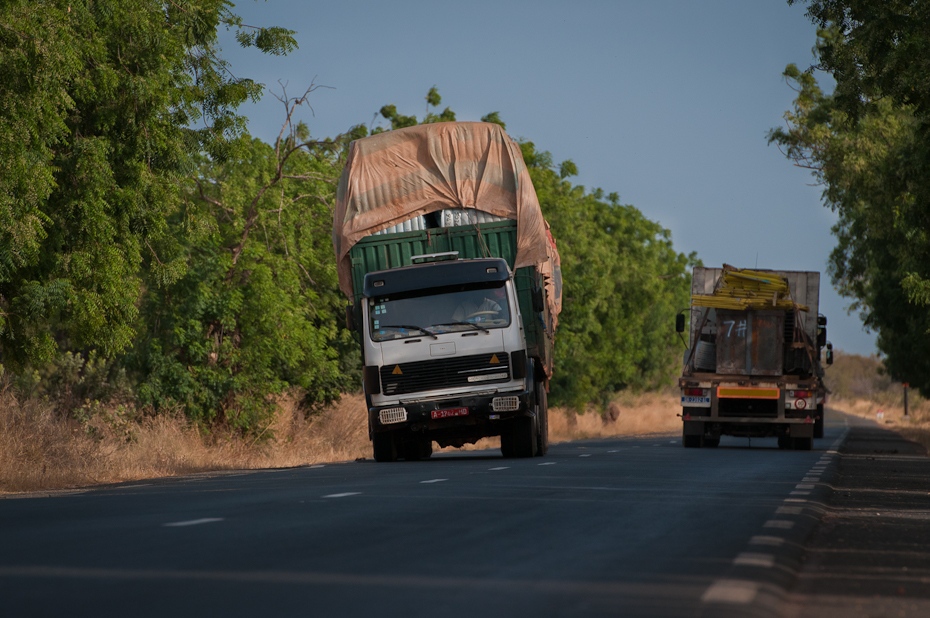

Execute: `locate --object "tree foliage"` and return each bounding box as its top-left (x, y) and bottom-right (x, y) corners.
top-left (0, 0), bottom-right (295, 369)
top-left (1, 0), bottom-right (695, 432)
top-left (772, 1), bottom-right (930, 394)
top-left (130, 88), bottom-right (354, 427)
top-left (521, 144), bottom-right (695, 408)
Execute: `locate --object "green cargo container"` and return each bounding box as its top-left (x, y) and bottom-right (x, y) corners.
top-left (348, 220), bottom-right (554, 376)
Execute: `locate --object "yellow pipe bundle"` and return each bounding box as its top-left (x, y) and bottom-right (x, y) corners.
top-left (692, 265), bottom-right (809, 312)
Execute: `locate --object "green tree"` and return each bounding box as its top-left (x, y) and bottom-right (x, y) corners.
top-left (772, 1), bottom-right (930, 395)
top-left (521, 142), bottom-right (695, 409)
top-left (131, 86), bottom-right (357, 428)
top-left (0, 0), bottom-right (295, 368)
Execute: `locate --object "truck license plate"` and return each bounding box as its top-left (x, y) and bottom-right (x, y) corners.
top-left (681, 396), bottom-right (711, 407)
top-left (431, 407), bottom-right (469, 419)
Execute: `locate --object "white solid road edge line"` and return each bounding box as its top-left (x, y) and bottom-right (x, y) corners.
top-left (163, 518), bottom-right (224, 527)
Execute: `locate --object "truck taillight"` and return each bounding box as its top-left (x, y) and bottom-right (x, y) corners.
top-left (789, 389), bottom-right (812, 398)
top-left (684, 387), bottom-right (705, 396)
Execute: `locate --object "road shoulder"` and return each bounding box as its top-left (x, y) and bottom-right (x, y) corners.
top-left (781, 413), bottom-right (930, 617)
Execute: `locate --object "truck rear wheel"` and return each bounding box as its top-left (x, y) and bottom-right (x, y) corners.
top-left (682, 426), bottom-right (703, 448)
top-left (814, 404), bottom-right (824, 439)
top-left (682, 421), bottom-right (704, 448)
top-left (372, 432), bottom-right (398, 462)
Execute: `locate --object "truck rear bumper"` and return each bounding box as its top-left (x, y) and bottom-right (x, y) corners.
top-left (683, 418), bottom-right (815, 439)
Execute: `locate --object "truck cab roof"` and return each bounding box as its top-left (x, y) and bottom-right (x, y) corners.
top-left (363, 258), bottom-right (510, 299)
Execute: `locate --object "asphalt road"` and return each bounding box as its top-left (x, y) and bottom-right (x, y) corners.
top-left (1, 421), bottom-right (850, 618)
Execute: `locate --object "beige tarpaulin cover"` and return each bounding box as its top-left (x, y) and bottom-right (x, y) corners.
top-left (334, 121), bottom-right (561, 326)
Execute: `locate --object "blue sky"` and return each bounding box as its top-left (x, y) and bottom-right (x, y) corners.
top-left (220, 0), bottom-right (877, 356)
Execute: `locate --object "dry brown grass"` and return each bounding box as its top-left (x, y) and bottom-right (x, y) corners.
top-left (1, 388), bottom-right (684, 495)
top-left (828, 396), bottom-right (930, 453)
top-left (0, 389), bottom-right (370, 495)
top-left (8, 381), bottom-right (925, 497)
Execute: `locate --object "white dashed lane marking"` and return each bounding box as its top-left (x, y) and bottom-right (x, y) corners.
top-left (323, 492), bottom-right (361, 498)
top-left (163, 518), bottom-right (224, 528)
top-left (749, 535), bottom-right (785, 547)
top-left (420, 479), bottom-right (448, 484)
top-left (488, 467), bottom-right (510, 471)
top-left (733, 553), bottom-right (775, 568)
top-left (763, 519), bottom-right (795, 530)
top-left (538, 462), bottom-right (557, 466)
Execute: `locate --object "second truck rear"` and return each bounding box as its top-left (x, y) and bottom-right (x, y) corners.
top-left (676, 265), bottom-right (833, 450)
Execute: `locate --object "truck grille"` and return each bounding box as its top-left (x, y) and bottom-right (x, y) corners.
top-left (380, 352), bottom-right (511, 396)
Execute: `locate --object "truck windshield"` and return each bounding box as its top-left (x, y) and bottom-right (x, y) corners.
top-left (369, 283), bottom-right (511, 341)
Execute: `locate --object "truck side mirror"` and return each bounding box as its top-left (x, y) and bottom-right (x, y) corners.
top-left (345, 304), bottom-right (356, 330)
top-left (825, 342), bottom-right (834, 366)
top-left (532, 287), bottom-right (544, 313)
top-left (817, 327), bottom-right (827, 348)
top-left (675, 313), bottom-right (685, 333)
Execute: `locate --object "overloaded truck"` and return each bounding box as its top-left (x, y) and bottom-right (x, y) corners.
top-left (675, 265), bottom-right (833, 450)
top-left (333, 121), bottom-right (562, 462)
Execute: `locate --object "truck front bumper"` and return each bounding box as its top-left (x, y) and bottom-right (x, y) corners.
top-left (369, 389), bottom-right (533, 435)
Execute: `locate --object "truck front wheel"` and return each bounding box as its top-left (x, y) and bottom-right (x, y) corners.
top-left (403, 437), bottom-right (433, 461)
top-left (534, 381), bottom-right (549, 457)
top-left (501, 414), bottom-right (538, 458)
top-left (372, 432), bottom-right (399, 462)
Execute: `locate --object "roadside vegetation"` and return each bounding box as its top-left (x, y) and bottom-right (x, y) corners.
top-left (0, 382), bottom-right (682, 494)
top-left (824, 351), bottom-right (930, 452)
top-left (0, 1), bottom-right (692, 449)
top-left (3, 2), bottom-right (929, 492)
top-left (4, 350), bottom-right (927, 495)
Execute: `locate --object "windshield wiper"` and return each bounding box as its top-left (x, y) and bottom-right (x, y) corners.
top-left (378, 324), bottom-right (438, 339)
top-left (432, 321), bottom-right (490, 333)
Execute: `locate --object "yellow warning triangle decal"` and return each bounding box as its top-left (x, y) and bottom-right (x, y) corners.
top-left (489, 354), bottom-right (500, 364)
top-left (392, 365), bottom-right (403, 375)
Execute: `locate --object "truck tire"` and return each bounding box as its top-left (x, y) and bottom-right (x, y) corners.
top-left (534, 381), bottom-right (549, 457)
top-left (402, 437), bottom-right (432, 461)
top-left (814, 404), bottom-right (824, 439)
top-left (500, 428), bottom-right (515, 458)
top-left (501, 415), bottom-right (538, 458)
top-left (682, 426), bottom-right (703, 448)
top-left (372, 432), bottom-right (398, 462)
